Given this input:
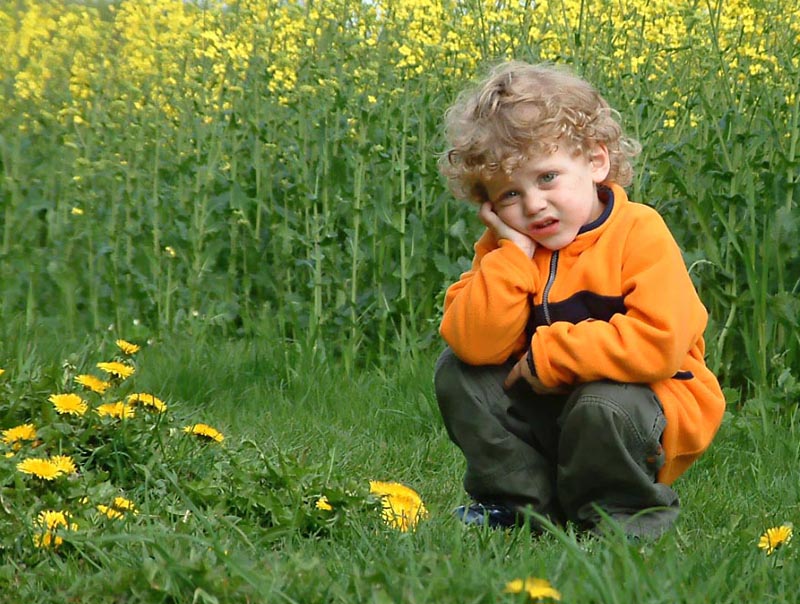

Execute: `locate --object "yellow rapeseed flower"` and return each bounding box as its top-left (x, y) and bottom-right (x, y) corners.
top-left (369, 480), bottom-right (428, 531)
top-left (115, 339), bottom-right (140, 355)
top-left (48, 393), bottom-right (88, 416)
top-left (97, 401), bottom-right (136, 419)
top-left (75, 374), bottom-right (111, 394)
top-left (33, 510), bottom-right (78, 549)
top-left (504, 577), bottom-right (561, 601)
top-left (96, 361), bottom-right (135, 379)
top-left (758, 524), bottom-right (793, 555)
top-left (17, 458), bottom-right (61, 480)
top-left (2, 423), bottom-right (37, 449)
top-left (183, 423), bottom-right (224, 443)
top-left (127, 392), bottom-right (167, 413)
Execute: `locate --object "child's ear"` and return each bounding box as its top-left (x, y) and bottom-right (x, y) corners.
top-left (589, 144), bottom-right (611, 182)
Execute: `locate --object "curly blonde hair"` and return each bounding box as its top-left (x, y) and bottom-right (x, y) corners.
top-left (439, 61), bottom-right (641, 202)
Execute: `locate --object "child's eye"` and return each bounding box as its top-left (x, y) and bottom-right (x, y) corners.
top-left (495, 191), bottom-right (519, 206)
top-left (539, 172), bottom-right (557, 184)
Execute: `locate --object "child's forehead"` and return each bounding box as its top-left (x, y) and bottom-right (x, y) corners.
top-left (482, 144), bottom-right (578, 179)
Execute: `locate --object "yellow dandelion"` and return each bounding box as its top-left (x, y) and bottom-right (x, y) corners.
top-left (504, 577), bottom-right (562, 601)
top-left (183, 423), bottom-right (224, 443)
top-left (75, 374), bottom-right (111, 394)
top-left (758, 524), bottom-right (793, 555)
top-left (97, 401), bottom-right (136, 419)
top-left (0, 368), bottom-right (4, 376)
top-left (17, 458), bottom-right (62, 480)
top-left (96, 361), bottom-right (135, 379)
top-left (316, 496), bottom-right (333, 511)
top-left (369, 481), bottom-right (428, 532)
top-left (71, 207), bottom-right (84, 216)
top-left (2, 423), bottom-right (37, 448)
top-left (97, 496), bottom-right (138, 519)
top-left (127, 393), bottom-right (167, 413)
top-left (112, 496), bottom-right (137, 513)
top-left (50, 455), bottom-right (77, 476)
top-left (49, 393), bottom-right (88, 416)
top-left (115, 339), bottom-right (140, 355)
top-left (96, 504), bottom-right (123, 519)
top-left (33, 510), bottom-right (77, 549)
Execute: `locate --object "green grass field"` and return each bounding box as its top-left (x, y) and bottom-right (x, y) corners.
top-left (1, 333), bottom-right (798, 602)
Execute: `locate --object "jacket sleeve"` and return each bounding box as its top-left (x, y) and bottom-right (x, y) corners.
top-left (440, 231), bottom-right (540, 365)
top-left (532, 212), bottom-right (707, 386)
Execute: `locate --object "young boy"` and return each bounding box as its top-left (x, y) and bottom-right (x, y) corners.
top-left (434, 61), bottom-right (725, 539)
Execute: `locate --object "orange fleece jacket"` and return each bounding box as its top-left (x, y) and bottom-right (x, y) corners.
top-left (440, 183), bottom-right (725, 484)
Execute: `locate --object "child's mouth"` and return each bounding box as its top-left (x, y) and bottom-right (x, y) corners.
top-left (529, 219), bottom-right (559, 235)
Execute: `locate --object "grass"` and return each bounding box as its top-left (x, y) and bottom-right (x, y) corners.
top-left (2, 0), bottom-right (799, 398)
top-left (2, 331), bottom-right (797, 603)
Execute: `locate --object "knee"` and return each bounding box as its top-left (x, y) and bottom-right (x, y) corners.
top-left (561, 382), bottom-right (665, 459)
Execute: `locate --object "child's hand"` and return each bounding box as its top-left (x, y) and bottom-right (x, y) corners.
top-left (504, 352), bottom-right (567, 395)
top-left (478, 202), bottom-right (536, 258)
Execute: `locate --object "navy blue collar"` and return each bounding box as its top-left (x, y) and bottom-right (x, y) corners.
top-left (578, 185), bottom-right (614, 234)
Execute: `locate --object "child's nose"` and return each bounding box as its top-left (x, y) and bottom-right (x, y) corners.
top-left (523, 191), bottom-right (546, 215)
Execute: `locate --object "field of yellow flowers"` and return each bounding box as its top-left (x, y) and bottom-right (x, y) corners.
top-left (1, 0), bottom-right (799, 401)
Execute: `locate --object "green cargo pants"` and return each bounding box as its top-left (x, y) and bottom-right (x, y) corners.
top-left (434, 347), bottom-right (679, 538)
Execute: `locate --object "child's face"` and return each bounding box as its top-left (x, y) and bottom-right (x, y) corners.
top-left (483, 144), bottom-right (610, 250)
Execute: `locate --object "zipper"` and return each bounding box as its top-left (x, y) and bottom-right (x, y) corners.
top-left (542, 251), bottom-right (559, 325)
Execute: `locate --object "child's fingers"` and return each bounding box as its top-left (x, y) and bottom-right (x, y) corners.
top-left (503, 362), bottom-right (520, 390)
top-left (477, 201), bottom-right (496, 227)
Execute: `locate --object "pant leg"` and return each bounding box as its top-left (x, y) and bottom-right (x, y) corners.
top-left (434, 347), bottom-right (564, 518)
top-left (556, 381), bottom-right (679, 539)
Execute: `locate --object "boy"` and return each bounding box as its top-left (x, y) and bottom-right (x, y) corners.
top-left (434, 61), bottom-right (725, 539)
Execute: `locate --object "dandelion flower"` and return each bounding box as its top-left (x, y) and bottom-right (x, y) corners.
top-left (49, 393), bottom-right (88, 416)
top-left (127, 392), bottom-right (167, 412)
top-left (2, 423), bottom-right (37, 449)
top-left (316, 496), bottom-right (333, 511)
top-left (112, 496), bottom-right (137, 512)
top-left (183, 423), bottom-right (224, 443)
top-left (0, 368), bottom-right (4, 376)
top-left (504, 577), bottom-right (562, 601)
top-left (75, 374), bottom-right (111, 394)
top-left (758, 524), bottom-right (793, 555)
top-left (369, 481), bottom-right (428, 531)
top-left (98, 495), bottom-right (138, 519)
top-left (17, 458), bottom-right (62, 480)
top-left (97, 401), bottom-right (136, 419)
top-left (115, 339), bottom-right (140, 355)
top-left (97, 361), bottom-right (135, 379)
top-left (33, 510), bottom-right (77, 549)
top-left (50, 455), bottom-right (77, 475)
top-left (97, 504), bottom-right (124, 519)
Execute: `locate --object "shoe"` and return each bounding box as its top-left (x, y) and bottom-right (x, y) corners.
top-left (454, 502), bottom-right (521, 529)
